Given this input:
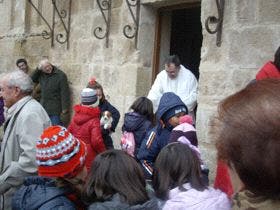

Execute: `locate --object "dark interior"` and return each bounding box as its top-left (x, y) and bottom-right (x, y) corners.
top-left (170, 7), bottom-right (202, 79)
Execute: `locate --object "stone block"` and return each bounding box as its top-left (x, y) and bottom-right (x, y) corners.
top-left (258, 0), bottom-right (280, 24)
top-left (199, 143), bottom-right (217, 183)
top-left (112, 0), bottom-right (123, 8)
top-left (196, 105), bottom-right (219, 144)
top-left (76, 0), bottom-right (95, 12)
top-left (67, 64), bottom-right (83, 85)
top-left (228, 27), bottom-right (277, 68)
top-left (235, 0), bottom-right (257, 24)
top-left (198, 69), bottom-right (228, 97)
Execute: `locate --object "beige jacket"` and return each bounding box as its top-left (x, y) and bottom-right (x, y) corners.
top-left (0, 96), bottom-right (51, 210)
top-left (233, 190), bottom-right (280, 210)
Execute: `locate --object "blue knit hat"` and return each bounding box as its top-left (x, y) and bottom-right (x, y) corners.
top-left (161, 105), bottom-right (187, 122)
top-left (81, 88), bottom-right (99, 107)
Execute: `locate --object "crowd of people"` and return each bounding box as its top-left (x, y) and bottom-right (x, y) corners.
top-left (0, 48), bottom-right (279, 209)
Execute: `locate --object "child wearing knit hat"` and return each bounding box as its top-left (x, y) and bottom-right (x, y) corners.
top-left (87, 78), bottom-right (120, 149)
top-left (12, 126), bottom-right (87, 209)
top-left (137, 92), bottom-right (188, 179)
top-left (68, 88), bottom-right (106, 171)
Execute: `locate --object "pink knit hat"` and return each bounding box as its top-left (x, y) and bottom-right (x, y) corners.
top-left (36, 126), bottom-right (86, 178)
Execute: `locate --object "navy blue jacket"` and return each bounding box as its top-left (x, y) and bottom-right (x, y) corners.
top-left (12, 176), bottom-right (76, 210)
top-left (99, 99), bottom-right (120, 132)
top-left (122, 112), bottom-right (153, 156)
top-left (137, 92), bottom-right (187, 179)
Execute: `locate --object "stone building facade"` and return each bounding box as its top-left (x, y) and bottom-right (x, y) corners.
top-left (0, 0), bottom-right (279, 179)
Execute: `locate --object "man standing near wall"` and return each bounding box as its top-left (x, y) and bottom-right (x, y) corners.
top-left (0, 71), bottom-right (51, 210)
top-left (148, 55), bottom-right (198, 115)
top-left (16, 58), bottom-right (41, 101)
top-left (31, 59), bottom-right (70, 126)
top-left (16, 58), bottom-right (30, 74)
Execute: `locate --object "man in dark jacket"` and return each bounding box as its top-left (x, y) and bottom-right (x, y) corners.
top-left (31, 59), bottom-right (70, 126)
top-left (137, 92), bottom-right (187, 179)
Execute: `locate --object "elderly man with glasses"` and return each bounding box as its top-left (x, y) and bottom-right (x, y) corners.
top-left (0, 71), bottom-right (51, 210)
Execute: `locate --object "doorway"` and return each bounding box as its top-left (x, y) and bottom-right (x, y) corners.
top-left (153, 3), bottom-right (202, 81)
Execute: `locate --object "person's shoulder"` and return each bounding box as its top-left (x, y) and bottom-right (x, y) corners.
top-left (24, 98), bottom-right (44, 110)
top-left (54, 66), bottom-right (67, 77)
top-left (180, 65), bottom-right (195, 76)
top-left (157, 69), bottom-right (167, 78)
top-left (19, 98), bottom-right (48, 118)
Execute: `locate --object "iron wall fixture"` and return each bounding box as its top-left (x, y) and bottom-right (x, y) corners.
top-left (205, 0), bottom-right (224, 47)
top-left (28, 0), bottom-right (72, 49)
top-left (93, 0), bottom-right (112, 48)
top-left (123, 0), bottom-right (140, 49)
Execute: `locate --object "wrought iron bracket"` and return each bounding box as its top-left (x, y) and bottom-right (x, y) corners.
top-left (28, 0), bottom-right (72, 49)
top-left (123, 0), bottom-right (140, 49)
top-left (205, 0), bottom-right (224, 47)
top-left (93, 0), bottom-right (112, 48)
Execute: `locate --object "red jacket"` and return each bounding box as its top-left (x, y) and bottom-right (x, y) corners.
top-left (256, 61), bottom-right (280, 80)
top-left (68, 105), bottom-right (106, 171)
top-left (214, 160), bottom-right (233, 198)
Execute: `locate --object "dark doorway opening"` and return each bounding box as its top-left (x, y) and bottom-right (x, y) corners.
top-left (152, 4), bottom-right (202, 81)
top-left (170, 7), bottom-right (202, 79)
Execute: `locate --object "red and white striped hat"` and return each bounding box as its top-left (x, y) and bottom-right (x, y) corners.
top-left (36, 126), bottom-right (86, 178)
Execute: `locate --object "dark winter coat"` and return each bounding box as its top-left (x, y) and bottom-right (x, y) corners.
top-left (122, 112), bottom-right (153, 156)
top-left (68, 105), bottom-right (106, 170)
top-left (31, 66), bottom-right (70, 116)
top-left (0, 97), bottom-right (4, 126)
top-left (137, 92), bottom-right (187, 179)
top-left (88, 194), bottom-right (159, 210)
top-left (12, 176), bottom-right (76, 210)
top-left (99, 99), bottom-right (120, 149)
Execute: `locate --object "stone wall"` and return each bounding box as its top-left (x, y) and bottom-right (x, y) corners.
top-left (0, 0), bottom-right (279, 180)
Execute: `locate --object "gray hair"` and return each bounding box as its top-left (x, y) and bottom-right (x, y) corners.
top-left (3, 70), bottom-right (33, 94)
top-left (39, 58), bottom-right (51, 69)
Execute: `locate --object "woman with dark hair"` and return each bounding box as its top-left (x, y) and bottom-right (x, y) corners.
top-left (122, 97), bottom-right (155, 157)
top-left (216, 79), bottom-right (280, 209)
top-left (87, 78), bottom-right (120, 149)
top-left (85, 150), bottom-right (158, 209)
top-left (256, 46), bottom-right (280, 80)
top-left (153, 143), bottom-right (230, 210)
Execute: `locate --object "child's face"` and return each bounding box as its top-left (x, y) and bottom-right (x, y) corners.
top-left (168, 112), bottom-right (186, 127)
top-left (95, 88), bottom-right (103, 99)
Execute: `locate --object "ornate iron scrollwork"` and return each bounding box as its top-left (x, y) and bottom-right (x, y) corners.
top-left (93, 0), bottom-right (112, 48)
top-left (28, 0), bottom-right (72, 49)
top-left (123, 0), bottom-right (140, 49)
top-left (205, 0), bottom-right (224, 47)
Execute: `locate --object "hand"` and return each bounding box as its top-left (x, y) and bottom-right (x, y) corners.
top-left (62, 110), bottom-right (69, 114)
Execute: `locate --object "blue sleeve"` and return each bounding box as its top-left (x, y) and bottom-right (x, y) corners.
top-left (39, 196), bottom-right (76, 210)
top-left (137, 128), bottom-right (161, 179)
